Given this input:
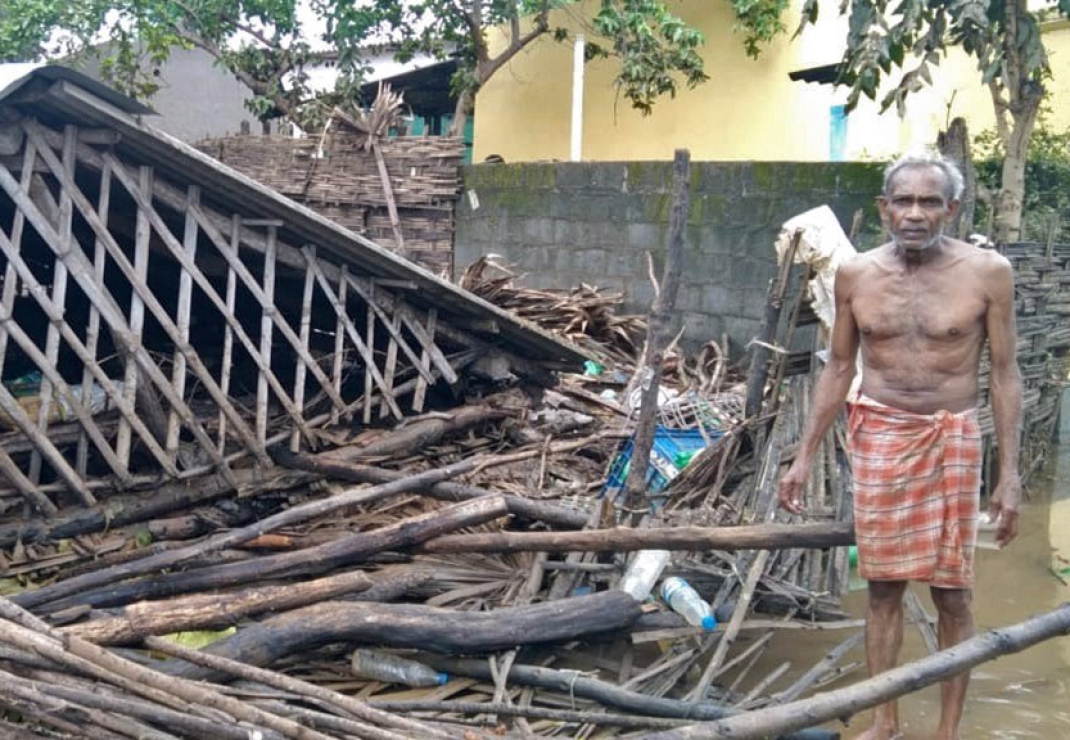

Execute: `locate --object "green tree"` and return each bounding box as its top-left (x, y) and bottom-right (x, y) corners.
top-left (0, 1), bottom-right (790, 134)
top-left (798, 0), bottom-right (1070, 243)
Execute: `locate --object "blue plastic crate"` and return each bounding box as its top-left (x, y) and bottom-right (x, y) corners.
top-left (602, 425), bottom-right (722, 498)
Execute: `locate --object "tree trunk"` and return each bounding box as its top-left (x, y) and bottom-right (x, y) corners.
top-left (159, 591), bottom-right (643, 680)
top-left (449, 88), bottom-right (474, 137)
top-left (993, 109), bottom-right (1037, 244)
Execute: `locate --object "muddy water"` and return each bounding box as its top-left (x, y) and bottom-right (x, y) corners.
top-left (747, 438), bottom-right (1070, 739)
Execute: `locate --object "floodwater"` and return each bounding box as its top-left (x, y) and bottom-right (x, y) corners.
top-left (747, 426), bottom-right (1070, 739)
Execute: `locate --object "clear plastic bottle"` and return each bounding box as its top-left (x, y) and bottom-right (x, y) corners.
top-left (660, 576), bottom-right (716, 631)
top-left (350, 649), bottom-right (448, 687)
top-left (618, 549), bottom-right (672, 600)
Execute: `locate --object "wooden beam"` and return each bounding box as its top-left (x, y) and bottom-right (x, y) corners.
top-left (329, 265), bottom-right (349, 426)
top-left (166, 185), bottom-right (200, 460)
top-left (0, 139), bottom-right (37, 378)
top-left (76, 162), bottom-right (112, 476)
top-left (217, 216), bottom-right (240, 454)
top-left (291, 246), bottom-right (316, 451)
top-left (412, 308), bottom-right (437, 413)
top-left (256, 226), bottom-right (277, 443)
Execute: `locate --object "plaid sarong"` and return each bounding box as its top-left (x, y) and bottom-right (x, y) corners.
top-left (848, 396), bottom-right (982, 589)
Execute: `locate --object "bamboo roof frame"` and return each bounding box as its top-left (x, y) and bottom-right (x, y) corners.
top-left (0, 66), bottom-right (587, 505)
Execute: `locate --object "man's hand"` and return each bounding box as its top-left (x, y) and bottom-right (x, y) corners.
top-left (989, 474), bottom-right (1022, 548)
top-left (778, 460), bottom-right (809, 515)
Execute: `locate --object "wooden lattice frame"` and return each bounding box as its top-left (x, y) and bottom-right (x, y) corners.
top-left (0, 117), bottom-right (477, 512)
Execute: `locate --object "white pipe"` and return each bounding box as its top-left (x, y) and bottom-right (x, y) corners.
top-left (571, 34), bottom-right (586, 162)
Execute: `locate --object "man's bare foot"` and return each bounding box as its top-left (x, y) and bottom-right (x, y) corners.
top-left (853, 726), bottom-right (901, 740)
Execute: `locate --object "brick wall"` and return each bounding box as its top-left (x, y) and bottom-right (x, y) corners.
top-left (455, 161), bottom-right (884, 353)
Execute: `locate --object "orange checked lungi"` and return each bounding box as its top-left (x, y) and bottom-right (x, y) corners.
top-left (848, 396), bottom-right (982, 589)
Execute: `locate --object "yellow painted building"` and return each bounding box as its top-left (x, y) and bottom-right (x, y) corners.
top-left (472, 2), bottom-right (1070, 163)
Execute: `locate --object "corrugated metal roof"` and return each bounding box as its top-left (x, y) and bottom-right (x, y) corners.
top-left (0, 67), bottom-right (588, 367)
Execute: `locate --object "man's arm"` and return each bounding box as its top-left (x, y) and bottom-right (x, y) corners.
top-left (984, 253), bottom-right (1023, 546)
top-left (778, 261), bottom-right (861, 514)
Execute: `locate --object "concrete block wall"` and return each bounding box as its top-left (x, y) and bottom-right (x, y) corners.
top-left (455, 161), bottom-right (884, 354)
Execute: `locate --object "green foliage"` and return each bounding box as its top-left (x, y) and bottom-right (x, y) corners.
top-left (0, 0), bottom-right (797, 127)
top-left (974, 118), bottom-right (1070, 243)
top-left (591, 0), bottom-right (708, 114)
top-left (797, 0), bottom-right (1066, 117)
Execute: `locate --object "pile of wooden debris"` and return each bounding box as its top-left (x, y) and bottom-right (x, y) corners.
top-left (0, 251), bottom-right (863, 740)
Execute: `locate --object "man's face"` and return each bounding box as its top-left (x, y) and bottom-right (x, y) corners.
top-left (878, 166), bottom-right (960, 251)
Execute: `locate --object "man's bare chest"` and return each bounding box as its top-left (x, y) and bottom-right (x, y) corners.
top-left (852, 273), bottom-right (987, 343)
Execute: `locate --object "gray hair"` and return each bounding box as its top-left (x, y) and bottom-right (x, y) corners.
top-left (882, 152), bottom-right (965, 202)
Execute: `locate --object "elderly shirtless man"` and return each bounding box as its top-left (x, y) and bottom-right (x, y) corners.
top-left (779, 152), bottom-right (1023, 740)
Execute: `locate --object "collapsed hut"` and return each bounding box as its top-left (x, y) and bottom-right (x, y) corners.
top-left (0, 64), bottom-right (583, 515)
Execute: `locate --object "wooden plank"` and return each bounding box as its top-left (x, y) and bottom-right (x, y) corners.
top-left (76, 161), bottom-right (112, 476)
top-left (0, 302), bottom-right (132, 486)
top-left (257, 226), bottom-right (277, 443)
top-left (300, 247), bottom-right (403, 419)
top-left (114, 164), bottom-right (152, 469)
top-left (2, 133), bottom-right (235, 482)
top-left (412, 308), bottom-right (437, 413)
top-left (330, 265), bottom-right (348, 426)
top-left (218, 216), bottom-right (239, 453)
top-left (0, 222), bottom-right (178, 478)
top-left (291, 247), bottom-right (316, 451)
top-left (167, 185), bottom-right (200, 459)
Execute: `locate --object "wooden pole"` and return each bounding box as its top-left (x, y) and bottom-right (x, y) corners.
top-left (744, 230), bottom-right (801, 418)
top-left (412, 308), bottom-right (437, 413)
top-left (256, 224), bottom-right (278, 443)
top-left (329, 264), bottom-right (348, 425)
top-left (640, 603), bottom-right (1070, 740)
top-left (419, 522), bottom-right (854, 554)
top-left (217, 215), bottom-right (240, 453)
top-left (623, 148), bottom-right (690, 514)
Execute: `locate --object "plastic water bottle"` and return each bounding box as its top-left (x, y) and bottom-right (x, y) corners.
top-left (660, 576), bottom-right (716, 631)
top-left (618, 549), bottom-right (671, 601)
top-left (350, 649), bottom-right (448, 687)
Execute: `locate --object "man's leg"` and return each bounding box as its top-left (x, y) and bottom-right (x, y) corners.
top-left (857, 579), bottom-right (908, 740)
top-left (930, 586), bottom-right (974, 740)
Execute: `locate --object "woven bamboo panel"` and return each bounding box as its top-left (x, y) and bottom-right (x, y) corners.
top-left (195, 134), bottom-right (463, 273)
top-left (977, 242), bottom-right (1070, 473)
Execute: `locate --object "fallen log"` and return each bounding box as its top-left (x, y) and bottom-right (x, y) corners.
top-left (641, 602), bottom-right (1070, 740)
top-left (0, 467), bottom-right (315, 550)
top-left (15, 460), bottom-right (476, 611)
top-left (419, 521), bottom-right (855, 554)
top-left (36, 496), bottom-right (509, 614)
top-left (61, 569), bottom-right (375, 645)
top-left (275, 446), bottom-right (587, 529)
top-left (159, 590), bottom-right (643, 680)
